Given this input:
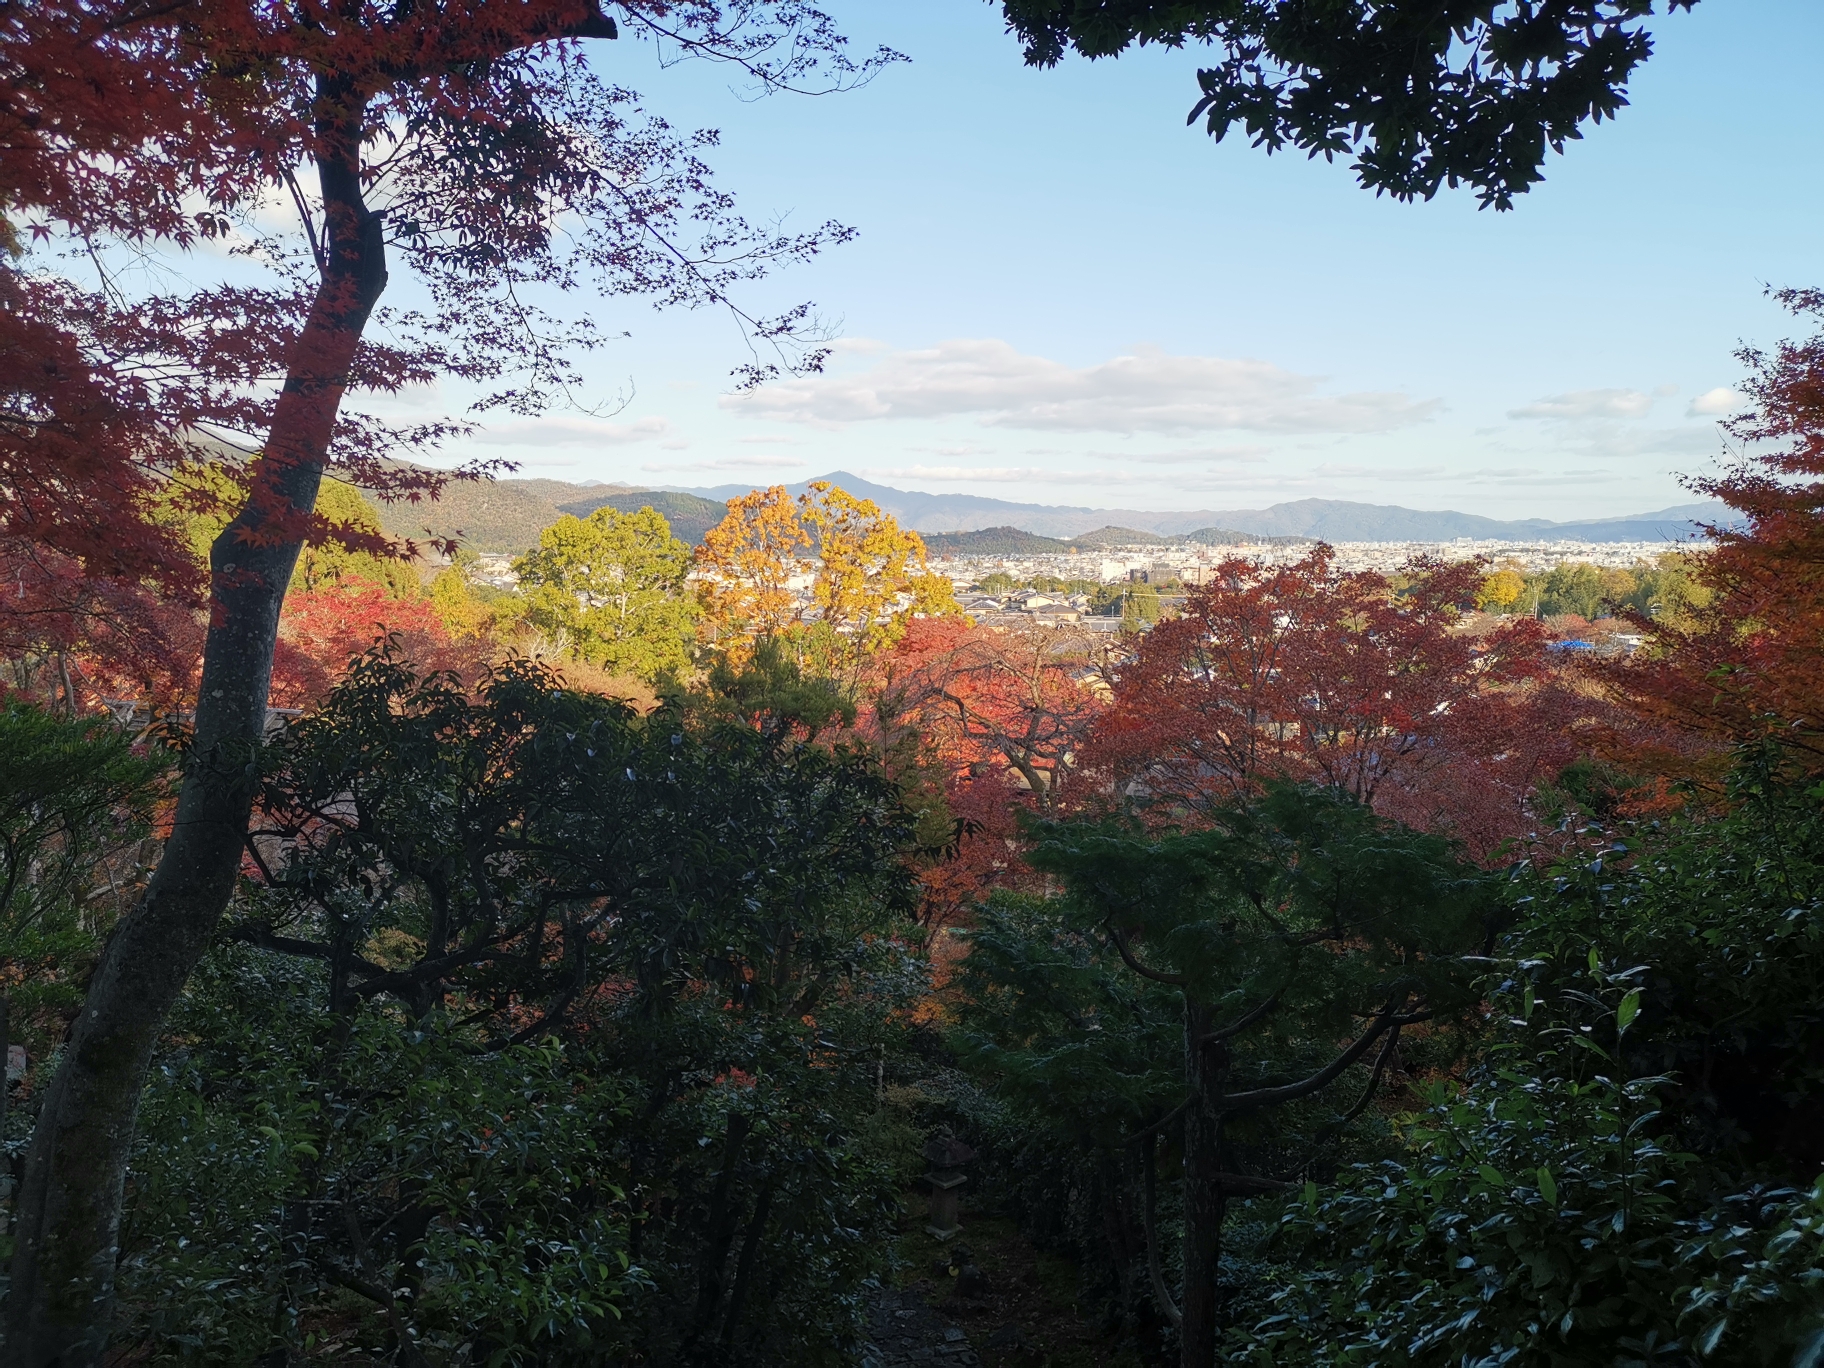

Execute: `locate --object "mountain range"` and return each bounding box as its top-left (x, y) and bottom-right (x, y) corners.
top-left (370, 480), bottom-right (726, 551)
top-left (371, 467), bottom-right (1730, 552)
top-left (677, 472), bottom-right (1730, 544)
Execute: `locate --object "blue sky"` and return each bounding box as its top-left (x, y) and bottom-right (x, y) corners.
top-left (432, 1), bottom-right (1824, 519)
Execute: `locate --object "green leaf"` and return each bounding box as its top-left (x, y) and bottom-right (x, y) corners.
top-left (1536, 1166), bottom-right (1557, 1206)
top-left (1522, 982), bottom-right (1535, 1022)
top-left (1566, 1033), bottom-right (1613, 1062)
top-left (1617, 988), bottom-right (1641, 1033)
top-left (1477, 1165), bottom-right (1505, 1188)
top-left (1791, 1328), bottom-right (1824, 1368)
top-left (1697, 1316), bottom-right (1729, 1356)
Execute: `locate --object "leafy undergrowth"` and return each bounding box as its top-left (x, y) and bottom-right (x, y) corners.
top-left (893, 1194), bottom-right (1143, 1368)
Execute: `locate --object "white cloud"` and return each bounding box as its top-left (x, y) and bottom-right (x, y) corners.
top-left (354, 381), bottom-right (445, 415)
top-left (1312, 464), bottom-right (1450, 482)
top-left (1089, 445), bottom-right (1271, 465)
top-left (639, 456), bottom-right (809, 473)
top-left (724, 339), bottom-right (1438, 435)
top-left (1575, 425), bottom-right (1722, 458)
top-left (862, 465), bottom-right (1145, 486)
top-left (737, 434), bottom-right (801, 445)
top-left (472, 415), bottom-right (671, 448)
top-left (828, 336), bottom-right (893, 356)
top-left (1687, 386), bottom-right (1744, 417)
top-left (1509, 388), bottom-right (1655, 420)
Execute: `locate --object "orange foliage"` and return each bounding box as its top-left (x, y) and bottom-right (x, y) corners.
top-left (694, 482), bottom-right (959, 658)
top-left (1611, 288), bottom-right (1824, 772)
top-left (694, 486), bottom-right (812, 647)
top-left (877, 617), bottom-right (1108, 919)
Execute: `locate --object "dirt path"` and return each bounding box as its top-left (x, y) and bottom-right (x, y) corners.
top-left (864, 1286), bottom-right (983, 1367)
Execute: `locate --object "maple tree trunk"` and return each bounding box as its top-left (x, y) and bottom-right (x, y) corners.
top-left (3, 100), bottom-right (385, 1366)
top-left (1180, 1001), bottom-right (1228, 1368)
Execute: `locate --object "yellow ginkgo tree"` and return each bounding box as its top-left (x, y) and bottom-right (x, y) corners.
top-left (694, 481), bottom-right (959, 660)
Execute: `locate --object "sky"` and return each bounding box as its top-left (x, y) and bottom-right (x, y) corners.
top-left (391, 3), bottom-right (1823, 518)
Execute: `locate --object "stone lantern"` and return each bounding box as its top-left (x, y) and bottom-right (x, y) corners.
top-left (920, 1134), bottom-right (976, 1241)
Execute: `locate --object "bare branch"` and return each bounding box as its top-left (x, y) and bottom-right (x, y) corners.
top-left (1193, 991), bottom-right (1282, 1046)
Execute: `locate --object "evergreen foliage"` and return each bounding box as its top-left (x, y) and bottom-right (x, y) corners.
top-left (113, 648), bottom-right (926, 1364)
top-left (514, 505), bottom-right (696, 680)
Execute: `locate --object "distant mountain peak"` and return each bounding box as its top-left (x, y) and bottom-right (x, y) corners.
top-left (671, 473), bottom-right (1730, 545)
top-left (375, 465), bottom-right (1736, 554)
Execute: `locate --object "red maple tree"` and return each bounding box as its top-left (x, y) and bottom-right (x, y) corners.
top-left (1085, 549), bottom-right (1584, 858)
top-left (875, 617), bottom-right (1109, 922)
top-left (272, 579), bottom-right (481, 706)
top-left (5, 3), bottom-right (885, 1358)
top-left (1611, 288), bottom-right (1824, 774)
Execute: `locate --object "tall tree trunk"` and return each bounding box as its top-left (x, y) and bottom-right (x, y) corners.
top-left (3, 90), bottom-right (385, 1366)
top-left (1180, 1000), bottom-right (1228, 1368)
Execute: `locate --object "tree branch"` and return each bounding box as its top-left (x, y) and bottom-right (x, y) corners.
top-left (1141, 1134), bottom-right (1181, 1329)
top-left (1220, 1006), bottom-right (1423, 1116)
top-left (1322, 1022), bottom-right (1403, 1138)
top-left (1123, 1098), bottom-right (1189, 1148)
top-left (1103, 920), bottom-right (1188, 986)
top-left (1217, 1171), bottom-right (1294, 1194)
top-left (1193, 991), bottom-right (1282, 1047)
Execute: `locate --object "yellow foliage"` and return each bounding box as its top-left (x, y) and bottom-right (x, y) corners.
top-left (694, 486), bottom-right (812, 646)
top-left (695, 483), bottom-right (960, 659)
top-left (428, 565), bottom-right (494, 638)
top-left (800, 482), bottom-right (961, 651)
top-left (1477, 568), bottom-right (1526, 613)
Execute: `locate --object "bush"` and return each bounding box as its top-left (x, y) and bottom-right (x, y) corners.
top-left (1232, 1060), bottom-right (1824, 1367)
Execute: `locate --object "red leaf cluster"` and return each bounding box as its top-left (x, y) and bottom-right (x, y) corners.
top-left (1085, 549), bottom-right (1586, 858)
top-left (1611, 288), bottom-right (1824, 771)
top-left (270, 580), bottom-right (471, 708)
top-left (879, 560), bottom-right (1599, 909)
top-left (876, 617), bottom-right (1110, 919)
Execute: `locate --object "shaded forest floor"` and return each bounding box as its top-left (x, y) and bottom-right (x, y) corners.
top-left (890, 1193), bottom-right (1144, 1368)
top-left (103, 1193), bottom-right (1145, 1365)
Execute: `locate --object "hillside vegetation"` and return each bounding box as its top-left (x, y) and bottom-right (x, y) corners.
top-left (369, 477), bottom-right (728, 553)
top-left (556, 490), bottom-right (728, 546)
top-left (920, 525), bottom-right (1075, 555)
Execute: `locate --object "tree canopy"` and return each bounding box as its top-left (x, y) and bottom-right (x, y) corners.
top-left (4, 1), bottom-right (887, 1357)
top-left (998, 0), bottom-right (1698, 208)
top-left (695, 481), bottom-right (960, 661)
top-left (515, 504), bottom-right (696, 680)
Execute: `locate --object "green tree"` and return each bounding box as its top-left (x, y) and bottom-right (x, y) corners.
top-left (1239, 1054), bottom-right (1824, 1368)
top-left (1224, 746), bottom-right (1824, 1367)
top-left (162, 467), bottom-right (420, 598)
top-left (515, 505), bottom-right (696, 679)
top-left (1540, 562), bottom-right (1605, 619)
top-left (957, 785), bottom-right (1494, 1368)
top-left (1628, 550), bottom-right (1716, 626)
top-left (116, 647), bottom-right (924, 1363)
top-left (0, 706), bottom-right (165, 1138)
top-left (1123, 581), bottom-right (1163, 628)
